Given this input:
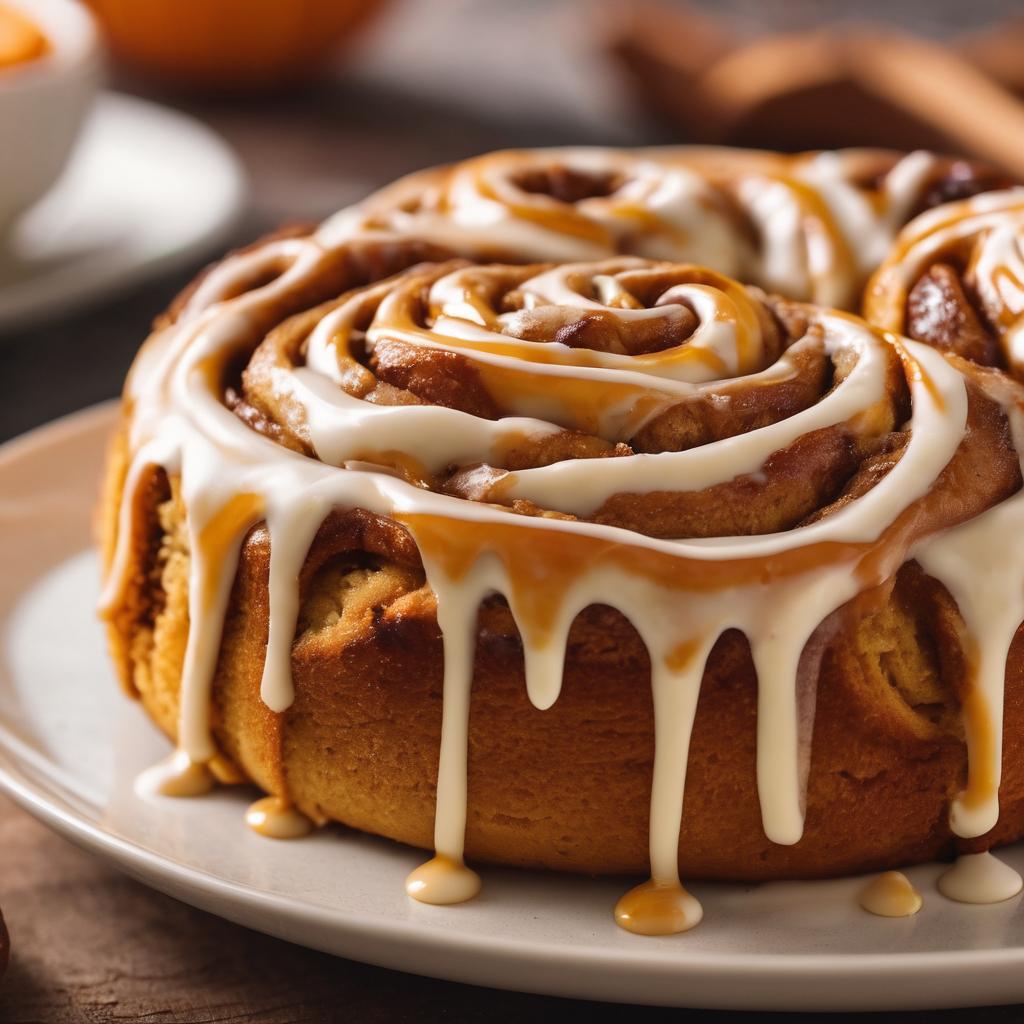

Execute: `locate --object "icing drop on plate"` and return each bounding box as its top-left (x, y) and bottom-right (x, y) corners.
top-left (135, 751), bottom-right (215, 798)
top-left (938, 852), bottom-right (1023, 904)
top-left (614, 879), bottom-right (704, 936)
top-left (858, 871), bottom-right (922, 918)
top-left (245, 796), bottom-right (314, 839)
top-left (406, 855), bottom-right (482, 905)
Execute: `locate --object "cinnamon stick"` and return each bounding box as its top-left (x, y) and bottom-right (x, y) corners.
top-left (852, 30), bottom-right (1024, 179)
top-left (604, 1), bottom-right (1024, 178)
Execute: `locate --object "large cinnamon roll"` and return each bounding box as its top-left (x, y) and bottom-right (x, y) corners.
top-left (101, 146), bottom-right (1024, 936)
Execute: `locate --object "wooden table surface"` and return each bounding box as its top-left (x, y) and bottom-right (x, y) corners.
top-left (4, 2), bottom-right (1024, 1018)
top-left (3, 784), bottom-right (1024, 1023)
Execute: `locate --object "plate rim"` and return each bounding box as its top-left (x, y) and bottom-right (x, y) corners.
top-left (3, 402), bottom-right (1024, 1011)
top-left (0, 91), bottom-right (246, 334)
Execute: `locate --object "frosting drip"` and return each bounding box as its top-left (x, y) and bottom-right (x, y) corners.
top-left (938, 852), bottom-right (1023, 904)
top-left (101, 146), bottom-right (1024, 935)
top-left (134, 750), bottom-right (215, 798)
top-left (860, 872), bottom-right (925, 921)
top-left (858, 871), bottom-right (922, 918)
top-left (405, 855), bottom-right (482, 906)
top-left (614, 879), bottom-right (703, 936)
top-left (245, 797), bottom-right (314, 839)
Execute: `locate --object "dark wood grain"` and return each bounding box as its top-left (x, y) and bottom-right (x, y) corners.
top-left (3, 790), bottom-right (1024, 1023)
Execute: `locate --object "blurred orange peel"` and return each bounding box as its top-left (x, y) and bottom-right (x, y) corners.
top-left (0, 3), bottom-right (50, 70)
top-left (84, 0), bottom-right (388, 91)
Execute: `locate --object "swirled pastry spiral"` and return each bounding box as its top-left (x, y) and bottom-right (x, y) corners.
top-left (101, 146), bottom-right (1024, 935)
top-left (867, 188), bottom-right (1024, 375)
top-left (327, 146), bottom-right (1012, 308)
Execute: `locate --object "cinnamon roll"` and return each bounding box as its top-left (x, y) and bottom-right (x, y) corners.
top-left (328, 146), bottom-right (1012, 308)
top-left (101, 146), bottom-right (1024, 936)
top-left (867, 188), bottom-right (1024, 375)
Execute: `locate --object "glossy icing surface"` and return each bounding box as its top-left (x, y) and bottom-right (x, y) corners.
top-left (938, 853), bottom-right (1024, 904)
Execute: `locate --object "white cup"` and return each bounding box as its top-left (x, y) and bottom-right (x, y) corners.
top-left (0, 0), bottom-right (102, 237)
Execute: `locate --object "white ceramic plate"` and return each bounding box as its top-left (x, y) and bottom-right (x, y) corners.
top-left (3, 403), bottom-right (1024, 1012)
top-left (0, 93), bottom-right (245, 333)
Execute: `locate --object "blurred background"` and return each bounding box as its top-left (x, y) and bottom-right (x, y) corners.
top-left (2, 0), bottom-right (1024, 436)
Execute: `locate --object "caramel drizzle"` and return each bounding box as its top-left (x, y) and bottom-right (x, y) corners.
top-left (180, 492), bottom-right (265, 761)
top-left (859, 872), bottom-right (922, 918)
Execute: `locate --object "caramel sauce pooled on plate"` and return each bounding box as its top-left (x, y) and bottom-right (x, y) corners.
top-left (858, 871), bottom-right (923, 918)
top-left (245, 796), bottom-right (314, 839)
top-left (405, 854), bottom-right (482, 906)
top-left (614, 879), bottom-right (704, 936)
top-left (135, 751), bottom-right (215, 798)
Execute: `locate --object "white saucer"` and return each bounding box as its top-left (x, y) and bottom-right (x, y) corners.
top-left (3, 403), bottom-right (1024, 1012)
top-left (0, 93), bottom-right (245, 333)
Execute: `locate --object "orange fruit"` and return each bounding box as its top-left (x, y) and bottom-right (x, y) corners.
top-left (0, 3), bottom-right (50, 70)
top-left (86, 0), bottom-right (386, 90)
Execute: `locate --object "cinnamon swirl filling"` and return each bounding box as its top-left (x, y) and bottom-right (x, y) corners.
top-left (867, 189), bottom-right (1024, 376)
